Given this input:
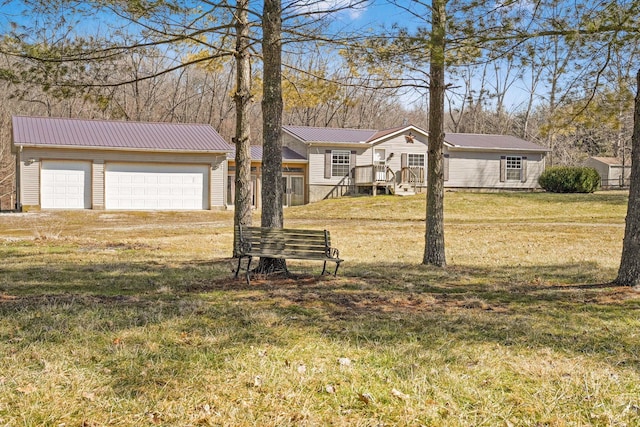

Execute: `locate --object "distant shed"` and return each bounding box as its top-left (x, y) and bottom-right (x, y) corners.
top-left (586, 157), bottom-right (631, 188)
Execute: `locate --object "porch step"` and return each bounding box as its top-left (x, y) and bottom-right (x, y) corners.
top-left (396, 186), bottom-right (415, 196)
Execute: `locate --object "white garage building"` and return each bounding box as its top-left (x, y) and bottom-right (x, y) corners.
top-left (12, 116), bottom-right (230, 211)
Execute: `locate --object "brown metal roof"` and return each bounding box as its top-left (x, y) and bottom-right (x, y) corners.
top-left (227, 145), bottom-right (307, 161)
top-left (283, 125), bottom-right (377, 143)
top-left (12, 116), bottom-right (230, 152)
top-left (283, 124), bottom-right (547, 152)
top-left (445, 133), bottom-right (549, 152)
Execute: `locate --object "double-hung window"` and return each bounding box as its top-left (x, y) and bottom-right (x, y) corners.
top-left (506, 156), bottom-right (522, 181)
top-left (407, 153), bottom-right (425, 167)
top-left (332, 150), bottom-right (351, 177)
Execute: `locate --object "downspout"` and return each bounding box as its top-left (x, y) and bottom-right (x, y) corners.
top-left (16, 145), bottom-right (22, 211)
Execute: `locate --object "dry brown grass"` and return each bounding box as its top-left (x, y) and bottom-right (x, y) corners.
top-left (0, 191), bottom-right (638, 426)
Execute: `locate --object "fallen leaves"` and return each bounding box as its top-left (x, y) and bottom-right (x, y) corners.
top-left (358, 392), bottom-right (374, 405)
top-left (391, 388), bottom-right (410, 400)
top-left (82, 391), bottom-right (96, 402)
top-left (16, 384), bottom-right (37, 394)
top-left (338, 357), bottom-right (352, 366)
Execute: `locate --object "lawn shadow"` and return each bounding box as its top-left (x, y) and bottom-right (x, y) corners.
top-left (2, 256), bottom-right (639, 373)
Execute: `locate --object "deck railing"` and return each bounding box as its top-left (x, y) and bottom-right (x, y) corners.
top-left (401, 166), bottom-right (424, 184)
top-left (354, 165), bottom-right (396, 185)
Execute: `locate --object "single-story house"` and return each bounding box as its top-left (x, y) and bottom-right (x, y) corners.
top-left (586, 156), bottom-right (631, 188)
top-left (12, 116), bottom-right (230, 210)
top-left (282, 124), bottom-right (549, 203)
top-left (12, 117), bottom-right (550, 211)
top-left (443, 133), bottom-right (549, 190)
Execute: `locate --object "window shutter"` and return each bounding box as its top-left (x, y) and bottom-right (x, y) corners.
top-left (401, 153), bottom-right (408, 169)
top-left (521, 156), bottom-right (528, 182)
top-left (324, 150), bottom-right (331, 179)
top-left (444, 154), bottom-right (450, 181)
top-left (350, 150), bottom-right (357, 178)
top-left (500, 156), bottom-right (506, 182)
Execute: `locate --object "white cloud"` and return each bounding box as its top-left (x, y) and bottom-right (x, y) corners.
top-left (290, 0), bottom-right (368, 20)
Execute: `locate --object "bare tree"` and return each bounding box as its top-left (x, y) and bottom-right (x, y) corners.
top-left (233, 0), bottom-right (254, 252)
top-left (616, 69), bottom-right (640, 287)
top-left (256, 0), bottom-right (287, 274)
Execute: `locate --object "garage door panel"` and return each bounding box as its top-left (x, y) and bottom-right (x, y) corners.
top-left (41, 161), bottom-right (91, 209)
top-left (105, 163), bottom-right (208, 210)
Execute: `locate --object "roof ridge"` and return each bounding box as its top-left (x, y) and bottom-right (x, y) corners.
top-left (284, 124), bottom-right (377, 132)
top-left (13, 115), bottom-right (212, 128)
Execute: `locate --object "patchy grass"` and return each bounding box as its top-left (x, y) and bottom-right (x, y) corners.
top-left (1, 191), bottom-right (639, 426)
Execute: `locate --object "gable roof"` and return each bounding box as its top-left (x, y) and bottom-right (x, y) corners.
top-left (283, 124), bottom-right (547, 152)
top-left (589, 156), bottom-right (623, 166)
top-left (283, 125), bottom-right (377, 144)
top-left (366, 124), bottom-right (428, 144)
top-left (12, 116), bottom-right (230, 153)
top-left (444, 133), bottom-right (548, 152)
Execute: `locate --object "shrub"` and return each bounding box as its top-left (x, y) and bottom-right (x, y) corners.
top-left (538, 166), bottom-right (601, 193)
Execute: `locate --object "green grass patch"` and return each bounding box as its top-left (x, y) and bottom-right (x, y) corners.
top-left (0, 191), bottom-right (638, 426)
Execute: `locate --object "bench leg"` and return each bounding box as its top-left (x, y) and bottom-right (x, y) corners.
top-left (321, 260), bottom-right (327, 276)
top-left (245, 256), bottom-right (253, 285)
top-left (234, 257), bottom-right (243, 279)
top-left (334, 261), bottom-right (341, 277)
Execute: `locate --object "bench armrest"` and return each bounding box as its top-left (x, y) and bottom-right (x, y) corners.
top-left (239, 240), bottom-right (252, 254)
top-left (326, 246), bottom-right (340, 259)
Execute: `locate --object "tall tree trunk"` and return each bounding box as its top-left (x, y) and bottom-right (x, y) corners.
top-left (615, 69), bottom-right (640, 287)
top-left (257, 0), bottom-right (287, 273)
top-left (232, 0), bottom-right (253, 256)
top-left (423, 0), bottom-right (447, 267)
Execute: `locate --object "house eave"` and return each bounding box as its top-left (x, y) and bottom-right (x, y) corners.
top-left (12, 143), bottom-right (231, 155)
top-left (307, 142), bottom-right (371, 148)
top-left (447, 146), bottom-right (550, 153)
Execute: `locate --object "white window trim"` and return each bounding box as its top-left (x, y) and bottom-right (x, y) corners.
top-left (331, 150), bottom-right (351, 177)
top-left (506, 156), bottom-right (522, 181)
top-left (407, 153), bottom-right (425, 168)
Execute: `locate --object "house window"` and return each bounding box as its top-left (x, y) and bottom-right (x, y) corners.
top-left (506, 156), bottom-right (522, 180)
top-left (227, 175), bottom-right (257, 207)
top-left (407, 153), bottom-right (425, 167)
top-left (332, 150), bottom-right (351, 177)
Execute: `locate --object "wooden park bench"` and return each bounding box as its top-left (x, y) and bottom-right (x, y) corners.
top-left (233, 225), bottom-right (343, 284)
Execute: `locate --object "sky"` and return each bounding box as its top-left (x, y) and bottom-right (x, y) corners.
top-left (0, 0), bottom-right (613, 112)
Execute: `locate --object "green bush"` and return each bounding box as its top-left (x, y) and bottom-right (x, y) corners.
top-left (538, 166), bottom-right (601, 193)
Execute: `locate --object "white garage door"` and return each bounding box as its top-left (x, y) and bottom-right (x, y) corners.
top-left (41, 161), bottom-right (91, 209)
top-left (105, 163), bottom-right (209, 210)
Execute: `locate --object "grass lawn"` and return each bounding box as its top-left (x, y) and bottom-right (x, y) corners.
top-left (1, 191), bottom-right (639, 426)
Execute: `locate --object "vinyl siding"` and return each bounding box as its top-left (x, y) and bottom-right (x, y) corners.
top-left (307, 134), bottom-right (428, 186)
top-left (308, 146), bottom-right (367, 185)
top-left (370, 134), bottom-right (429, 184)
top-left (210, 157), bottom-right (226, 207)
top-left (445, 150), bottom-right (545, 189)
top-left (92, 161), bottom-right (104, 209)
top-left (21, 160), bottom-right (40, 207)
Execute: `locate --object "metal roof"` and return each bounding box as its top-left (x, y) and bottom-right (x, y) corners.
top-left (284, 125), bottom-right (546, 152)
top-left (589, 156), bottom-right (623, 166)
top-left (227, 145), bottom-right (307, 161)
top-left (283, 125), bottom-right (377, 143)
top-left (12, 116), bottom-right (230, 152)
top-left (444, 133), bottom-right (549, 152)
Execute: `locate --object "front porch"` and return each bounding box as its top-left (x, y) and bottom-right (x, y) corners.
top-left (353, 165), bottom-right (425, 196)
